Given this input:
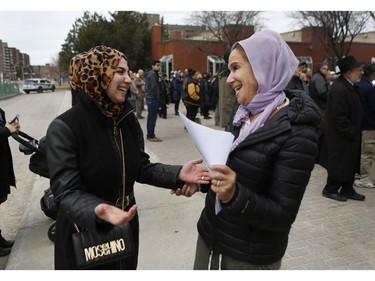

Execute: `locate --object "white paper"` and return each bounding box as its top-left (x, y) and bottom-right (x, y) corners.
top-left (178, 111), bottom-right (234, 168)
top-left (178, 111), bottom-right (235, 214)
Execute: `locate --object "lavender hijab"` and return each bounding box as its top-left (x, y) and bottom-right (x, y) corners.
top-left (231, 30), bottom-right (299, 150)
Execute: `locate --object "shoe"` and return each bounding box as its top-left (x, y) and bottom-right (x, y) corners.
top-left (340, 191), bottom-right (365, 201)
top-left (322, 190), bottom-right (347, 201)
top-left (204, 116), bottom-right (212, 119)
top-left (147, 137), bottom-right (163, 142)
top-left (0, 247), bottom-right (11, 257)
top-left (0, 237), bottom-right (14, 248)
top-left (354, 176), bottom-right (375, 188)
top-left (137, 116), bottom-right (144, 119)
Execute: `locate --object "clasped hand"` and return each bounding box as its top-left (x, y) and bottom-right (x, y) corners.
top-left (172, 161), bottom-right (237, 203)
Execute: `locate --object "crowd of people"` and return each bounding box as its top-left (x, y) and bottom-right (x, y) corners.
top-left (1, 29), bottom-right (374, 270)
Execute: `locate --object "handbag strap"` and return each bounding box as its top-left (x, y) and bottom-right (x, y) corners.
top-left (74, 128), bottom-right (127, 233)
top-left (119, 128), bottom-right (126, 211)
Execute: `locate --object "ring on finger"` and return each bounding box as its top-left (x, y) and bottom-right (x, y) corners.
top-left (201, 176), bottom-right (204, 181)
top-left (217, 180), bottom-right (221, 187)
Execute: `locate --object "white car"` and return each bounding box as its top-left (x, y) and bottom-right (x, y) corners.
top-left (23, 79), bottom-right (56, 94)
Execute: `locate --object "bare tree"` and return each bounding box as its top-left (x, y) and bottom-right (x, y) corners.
top-left (290, 11), bottom-right (371, 61)
top-left (190, 11), bottom-right (261, 47)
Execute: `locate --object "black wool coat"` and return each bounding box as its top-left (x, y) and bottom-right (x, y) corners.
top-left (0, 109), bottom-right (16, 200)
top-left (197, 91), bottom-right (320, 265)
top-left (46, 92), bottom-right (183, 269)
top-left (317, 75), bottom-right (362, 181)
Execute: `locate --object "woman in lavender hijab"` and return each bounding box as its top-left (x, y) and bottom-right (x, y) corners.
top-left (192, 30), bottom-right (321, 269)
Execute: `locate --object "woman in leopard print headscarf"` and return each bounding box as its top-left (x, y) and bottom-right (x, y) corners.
top-left (46, 46), bottom-right (209, 270)
top-left (69, 45), bottom-right (126, 116)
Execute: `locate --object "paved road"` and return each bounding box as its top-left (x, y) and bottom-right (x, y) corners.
top-left (1, 90), bottom-right (375, 271)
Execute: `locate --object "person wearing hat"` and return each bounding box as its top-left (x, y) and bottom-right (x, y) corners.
top-left (319, 56), bottom-right (366, 201)
top-left (285, 61), bottom-right (309, 93)
top-left (354, 63), bottom-right (375, 188)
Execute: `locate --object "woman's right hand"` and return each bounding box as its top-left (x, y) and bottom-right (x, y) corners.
top-left (5, 121), bottom-right (20, 133)
top-left (94, 203), bottom-right (137, 226)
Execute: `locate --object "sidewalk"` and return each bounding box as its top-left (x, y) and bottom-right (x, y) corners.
top-left (5, 92), bottom-right (375, 270)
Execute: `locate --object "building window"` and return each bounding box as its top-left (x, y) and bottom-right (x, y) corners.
top-left (207, 55), bottom-right (225, 75)
top-left (160, 55), bottom-right (173, 78)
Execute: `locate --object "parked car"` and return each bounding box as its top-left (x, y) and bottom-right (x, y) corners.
top-left (23, 79), bottom-right (55, 94)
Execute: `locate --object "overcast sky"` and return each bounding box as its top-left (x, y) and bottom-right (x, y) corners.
top-left (0, 1), bottom-right (366, 66)
top-left (0, 11), bottom-right (295, 66)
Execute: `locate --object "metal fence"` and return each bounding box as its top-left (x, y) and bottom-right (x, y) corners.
top-left (0, 82), bottom-right (20, 98)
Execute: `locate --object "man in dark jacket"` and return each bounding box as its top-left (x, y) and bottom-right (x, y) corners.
top-left (354, 63), bottom-right (375, 188)
top-left (309, 63), bottom-right (330, 114)
top-left (145, 60), bottom-right (162, 142)
top-left (0, 108), bottom-right (20, 256)
top-left (285, 61), bottom-right (308, 93)
top-left (319, 56), bottom-right (366, 201)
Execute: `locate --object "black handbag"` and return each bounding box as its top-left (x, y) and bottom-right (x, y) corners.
top-left (71, 128), bottom-right (135, 269)
top-left (72, 222), bottom-right (135, 269)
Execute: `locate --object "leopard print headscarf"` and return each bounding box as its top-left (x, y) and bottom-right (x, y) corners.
top-left (69, 45), bottom-right (127, 117)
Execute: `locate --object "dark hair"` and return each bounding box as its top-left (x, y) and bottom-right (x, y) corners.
top-left (151, 60), bottom-right (160, 66)
top-left (187, 68), bottom-right (196, 77)
top-left (362, 63), bottom-right (375, 76)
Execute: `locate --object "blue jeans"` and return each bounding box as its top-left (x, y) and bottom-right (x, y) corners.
top-left (146, 98), bottom-right (159, 139)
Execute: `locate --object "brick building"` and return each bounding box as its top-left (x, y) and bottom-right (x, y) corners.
top-left (150, 19), bottom-right (375, 76)
top-left (151, 23), bottom-right (254, 76)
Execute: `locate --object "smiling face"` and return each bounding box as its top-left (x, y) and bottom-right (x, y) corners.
top-left (106, 58), bottom-right (132, 105)
top-left (227, 47), bottom-right (258, 106)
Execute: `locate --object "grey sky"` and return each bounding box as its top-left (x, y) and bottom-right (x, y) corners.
top-left (0, 11), bottom-right (295, 66)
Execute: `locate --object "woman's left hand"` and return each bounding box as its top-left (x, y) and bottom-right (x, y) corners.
top-left (209, 165), bottom-right (237, 203)
top-left (178, 158), bottom-right (210, 185)
top-left (170, 183), bottom-right (199, 197)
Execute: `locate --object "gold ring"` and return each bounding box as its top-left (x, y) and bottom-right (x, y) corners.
top-left (217, 180), bottom-right (221, 187)
top-left (201, 176), bottom-right (204, 181)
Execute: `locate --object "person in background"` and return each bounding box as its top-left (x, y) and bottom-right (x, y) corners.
top-left (133, 69), bottom-right (146, 119)
top-left (319, 56), bottom-right (366, 202)
top-left (200, 72), bottom-right (213, 119)
top-left (171, 71), bottom-right (184, 116)
top-left (0, 109), bottom-right (20, 257)
top-left (354, 63), bottom-right (375, 188)
top-left (217, 48), bottom-right (237, 129)
top-left (182, 68), bottom-right (201, 123)
top-left (285, 61), bottom-right (307, 92)
top-left (309, 63), bottom-right (330, 115)
top-left (145, 60), bottom-right (162, 142)
top-left (158, 73), bottom-right (170, 119)
top-left (190, 30), bottom-right (320, 270)
top-left (46, 45), bottom-right (210, 270)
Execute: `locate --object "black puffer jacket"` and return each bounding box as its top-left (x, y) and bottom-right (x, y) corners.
top-left (197, 90), bottom-right (320, 265)
top-left (46, 91), bottom-right (183, 269)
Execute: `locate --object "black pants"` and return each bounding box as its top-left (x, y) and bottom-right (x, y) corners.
top-left (186, 105), bottom-right (199, 122)
top-left (324, 176), bottom-right (355, 195)
top-left (174, 100), bottom-right (180, 114)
